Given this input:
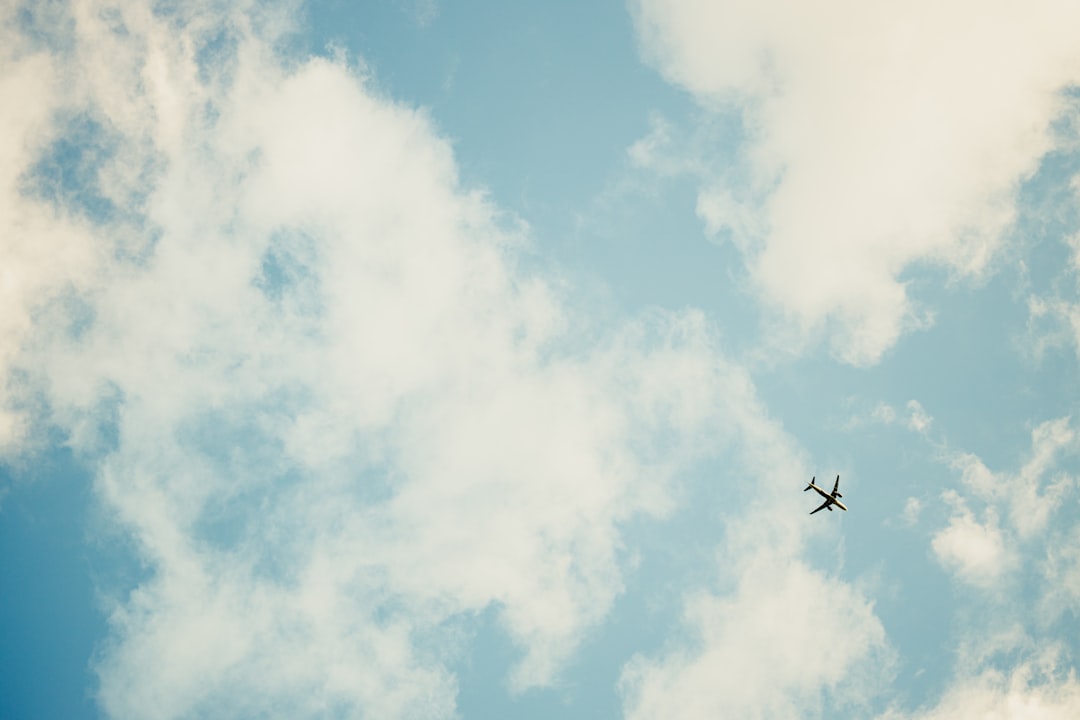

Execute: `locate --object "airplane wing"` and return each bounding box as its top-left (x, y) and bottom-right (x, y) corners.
top-left (832, 475), bottom-right (841, 496)
top-left (809, 499), bottom-right (830, 515)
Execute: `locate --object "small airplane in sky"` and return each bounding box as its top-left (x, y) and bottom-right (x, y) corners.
top-left (804, 475), bottom-right (847, 515)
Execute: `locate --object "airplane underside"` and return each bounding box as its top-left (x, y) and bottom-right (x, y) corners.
top-left (805, 475), bottom-right (847, 514)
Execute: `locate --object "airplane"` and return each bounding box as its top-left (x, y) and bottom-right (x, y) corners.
top-left (804, 475), bottom-right (847, 515)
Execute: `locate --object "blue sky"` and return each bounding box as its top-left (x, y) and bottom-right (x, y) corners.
top-left (4, 1), bottom-right (1080, 718)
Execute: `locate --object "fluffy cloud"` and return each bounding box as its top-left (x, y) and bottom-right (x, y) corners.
top-left (950, 419), bottom-right (1075, 539)
top-left (931, 492), bottom-right (1012, 589)
top-left (879, 660), bottom-right (1080, 720)
top-left (621, 555), bottom-right (891, 720)
top-left (632, 0), bottom-right (1080, 364)
top-left (930, 419), bottom-right (1076, 591)
top-left (1, 1), bottom-right (797, 717)
top-left (0, 12), bottom-right (100, 454)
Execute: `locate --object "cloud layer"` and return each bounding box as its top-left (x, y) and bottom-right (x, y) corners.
top-left (1, 1), bottom-right (829, 716)
top-left (15, 2), bottom-right (1080, 718)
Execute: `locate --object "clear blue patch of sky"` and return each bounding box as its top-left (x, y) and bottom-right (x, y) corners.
top-left (0, 451), bottom-right (105, 720)
top-left (23, 113), bottom-right (119, 224)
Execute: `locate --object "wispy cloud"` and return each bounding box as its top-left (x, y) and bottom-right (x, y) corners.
top-left (946, 418), bottom-right (1076, 540)
top-left (878, 656), bottom-right (1080, 720)
top-left (903, 417), bottom-right (1080, 717)
top-left (927, 419), bottom-right (1076, 594)
top-left (931, 491), bottom-right (1013, 589)
top-left (1026, 232), bottom-right (1080, 361)
top-left (844, 399), bottom-right (935, 438)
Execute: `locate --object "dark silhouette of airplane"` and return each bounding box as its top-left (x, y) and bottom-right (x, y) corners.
top-left (805, 475), bottom-right (847, 515)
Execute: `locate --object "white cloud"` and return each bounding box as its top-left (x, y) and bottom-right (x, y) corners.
top-left (905, 401), bottom-right (932, 435)
top-left (913, 418), bottom-right (1080, 719)
top-left (1041, 525), bottom-right (1080, 623)
top-left (872, 402), bottom-right (898, 425)
top-left (930, 418), bottom-right (1077, 591)
top-left (946, 419), bottom-right (1075, 540)
top-left (1025, 295), bottom-right (1072, 361)
top-left (931, 491), bottom-right (1012, 589)
top-left (1025, 233), bottom-right (1080, 362)
top-left (0, 21), bottom-right (102, 455)
top-left (621, 556), bottom-right (891, 720)
top-left (696, 186), bottom-right (764, 254)
top-left (915, 416), bottom-right (1080, 719)
top-left (398, 0), bottom-right (439, 27)
top-left (1, 1), bottom-right (801, 717)
top-left (628, 113), bottom-right (676, 171)
top-left (631, 0), bottom-right (1080, 364)
top-left (901, 497), bottom-right (922, 526)
top-left (878, 660), bottom-right (1080, 720)
top-left (847, 398), bottom-right (933, 437)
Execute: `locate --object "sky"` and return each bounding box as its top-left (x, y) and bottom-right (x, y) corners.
top-left (3, 0), bottom-right (1080, 718)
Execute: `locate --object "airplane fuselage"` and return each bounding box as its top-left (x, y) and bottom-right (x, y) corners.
top-left (807, 482), bottom-right (848, 511)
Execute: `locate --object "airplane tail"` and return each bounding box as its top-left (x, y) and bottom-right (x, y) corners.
top-left (803, 476), bottom-right (815, 492)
